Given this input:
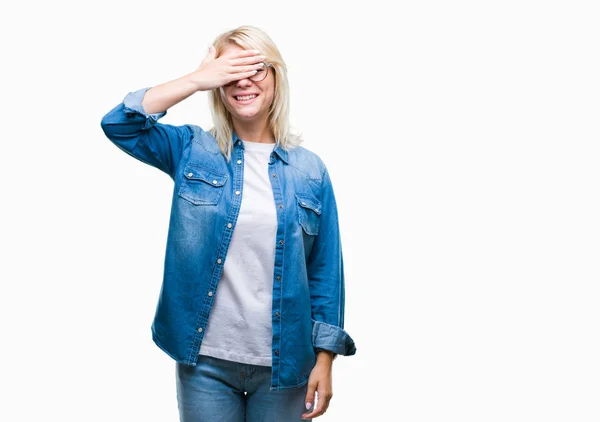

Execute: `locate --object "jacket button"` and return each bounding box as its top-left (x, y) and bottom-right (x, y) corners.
top-left (217, 258), bottom-right (222, 264)
top-left (278, 204), bottom-right (283, 209)
top-left (275, 312), bottom-right (280, 318)
top-left (208, 291), bottom-right (213, 297)
top-left (197, 327), bottom-right (203, 333)
top-left (235, 191), bottom-right (241, 195)
top-left (237, 159), bottom-right (242, 164)
top-left (276, 276), bottom-right (281, 281)
top-left (227, 223), bottom-right (233, 228)
top-left (279, 240), bottom-right (284, 245)
top-left (274, 350), bottom-right (279, 356)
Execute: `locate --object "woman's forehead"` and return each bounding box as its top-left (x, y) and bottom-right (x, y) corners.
top-left (221, 43), bottom-right (247, 55)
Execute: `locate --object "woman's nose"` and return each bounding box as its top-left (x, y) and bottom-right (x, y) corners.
top-left (235, 78), bottom-right (253, 88)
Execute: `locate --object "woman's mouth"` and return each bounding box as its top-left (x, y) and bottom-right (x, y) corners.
top-left (234, 94), bottom-right (258, 104)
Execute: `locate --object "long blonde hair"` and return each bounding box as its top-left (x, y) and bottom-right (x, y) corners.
top-left (207, 25), bottom-right (302, 161)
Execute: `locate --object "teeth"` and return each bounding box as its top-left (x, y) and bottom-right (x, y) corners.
top-left (236, 95), bottom-right (257, 101)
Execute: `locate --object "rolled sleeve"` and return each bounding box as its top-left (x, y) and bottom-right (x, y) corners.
top-left (306, 165), bottom-right (357, 360)
top-left (122, 87), bottom-right (167, 130)
top-left (101, 87), bottom-right (191, 179)
top-left (312, 319), bottom-right (357, 358)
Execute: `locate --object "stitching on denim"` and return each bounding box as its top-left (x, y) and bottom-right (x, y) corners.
top-left (184, 161), bottom-right (228, 178)
top-left (274, 376), bottom-right (309, 391)
top-left (287, 162), bottom-right (322, 181)
top-left (275, 160), bottom-right (285, 390)
top-left (191, 132), bottom-right (221, 155)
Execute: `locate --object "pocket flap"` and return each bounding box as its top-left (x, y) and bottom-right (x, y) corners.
top-left (183, 163), bottom-right (227, 187)
top-left (295, 193), bottom-right (322, 215)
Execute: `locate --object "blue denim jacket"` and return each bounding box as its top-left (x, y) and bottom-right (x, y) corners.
top-left (100, 87), bottom-right (356, 391)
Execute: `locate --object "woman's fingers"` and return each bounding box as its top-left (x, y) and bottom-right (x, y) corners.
top-left (233, 70), bottom-right (260, 81)
top-left (229, 54), bottom-right (266, 66)
top-left (220, 48), bottom-right (262, 59)
top-left (198, 45), bottom-right (217, 66)
top-left (223, 63), bottom-right (265, 86)
top-left (192, 48), bottom-right (266, 90)
top-left (230, 62), bottom-right (265, 75)
top-left (206, 45), bottom-right (217, 60)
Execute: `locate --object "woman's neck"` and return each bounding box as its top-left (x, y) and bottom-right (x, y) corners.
top-left (232, 118), bottom-right (275, 144)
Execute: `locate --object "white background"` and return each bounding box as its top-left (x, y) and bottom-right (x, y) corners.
top-left (1, 0), bottom-right (599, 421)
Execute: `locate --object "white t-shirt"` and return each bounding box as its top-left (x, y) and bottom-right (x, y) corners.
top-left (198, 140), bottom-right (277, 367)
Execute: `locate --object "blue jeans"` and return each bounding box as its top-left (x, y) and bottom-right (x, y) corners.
top-left (176, 355), bottom-right (312, 421)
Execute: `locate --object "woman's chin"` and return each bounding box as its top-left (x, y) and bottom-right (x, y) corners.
top-left (232, 107), bottom-right (263, 121)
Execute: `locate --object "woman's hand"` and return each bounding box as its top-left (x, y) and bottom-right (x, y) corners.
top-left (301, 352), bottom-right (334, 420)
top-left (190, 45), bottom-right (266, 91)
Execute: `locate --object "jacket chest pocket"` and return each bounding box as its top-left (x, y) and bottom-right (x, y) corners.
top-left (178, 163), bottom-right (228, 205)
top-left (295, 193), bottom-right (322, 235)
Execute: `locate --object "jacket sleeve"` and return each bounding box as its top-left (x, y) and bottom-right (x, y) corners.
top-left (100, 87), bottom-right (191, 180)
top-left (307, 166), bottom-right (357, 360)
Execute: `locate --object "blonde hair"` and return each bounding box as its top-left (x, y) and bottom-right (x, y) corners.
top-left (207, 25), bottom-right (302, 161)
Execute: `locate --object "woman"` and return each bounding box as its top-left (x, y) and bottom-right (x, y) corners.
top-left (100, 25), bottom-right (356, 421)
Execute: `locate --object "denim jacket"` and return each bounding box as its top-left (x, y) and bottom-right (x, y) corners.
top-left (100, 87), bottom-right (356, 391)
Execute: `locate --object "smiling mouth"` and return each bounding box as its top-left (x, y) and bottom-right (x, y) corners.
top-left (234, 94), bottom-right (258, 102)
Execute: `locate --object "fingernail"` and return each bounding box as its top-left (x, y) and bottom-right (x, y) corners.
top-left (305, 402), bottom-right (312, 409)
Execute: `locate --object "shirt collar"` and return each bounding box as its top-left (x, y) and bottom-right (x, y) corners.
top-left (233, 131), bottom-right (289, 164)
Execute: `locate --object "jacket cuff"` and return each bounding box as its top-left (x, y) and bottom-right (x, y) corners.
top-left (311, 319), bottom-right (357, 357)
top-left (122, 87), bottom-right (167, 130)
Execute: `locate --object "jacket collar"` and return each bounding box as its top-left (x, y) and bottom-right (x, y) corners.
top-left (232, 131), bottom-right (289, 164)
